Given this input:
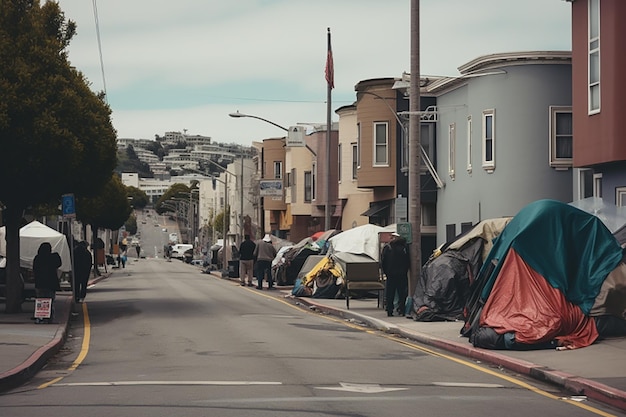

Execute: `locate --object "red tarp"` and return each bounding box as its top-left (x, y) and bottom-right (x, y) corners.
top-left (480, 249), bottom-right (598, 349)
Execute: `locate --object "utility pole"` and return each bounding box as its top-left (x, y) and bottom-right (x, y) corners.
top-left (408, 0), bottom-right (421, 296)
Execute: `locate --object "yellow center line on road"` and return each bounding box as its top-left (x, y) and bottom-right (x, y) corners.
top-left (38, 302), bottom-right (91, 390)
top-left (267, 291), bottom-right (618, 417)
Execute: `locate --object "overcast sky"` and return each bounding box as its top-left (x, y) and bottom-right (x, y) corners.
top-left (55, 0), bottom-right (572, 145)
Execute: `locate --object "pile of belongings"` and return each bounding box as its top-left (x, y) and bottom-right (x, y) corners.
top-left (410, 217), bottom-right (512, 322)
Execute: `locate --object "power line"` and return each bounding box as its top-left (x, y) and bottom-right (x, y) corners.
top-left (92, 0), bottom-right (107, 101)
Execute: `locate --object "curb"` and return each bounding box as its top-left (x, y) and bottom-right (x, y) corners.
top-left (0, 296), bottom-right (71, 393)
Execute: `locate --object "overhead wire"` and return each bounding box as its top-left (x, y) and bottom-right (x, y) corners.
top-left (92, 0), bottom-right (107, 102)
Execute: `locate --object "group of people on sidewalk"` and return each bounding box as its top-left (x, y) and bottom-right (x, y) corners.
top-left (237, 233), bottom-right (277, 290)
top-left (33, 239), bottom-right (93, 324)
top-left (237, 230), bottom-right (410, 310)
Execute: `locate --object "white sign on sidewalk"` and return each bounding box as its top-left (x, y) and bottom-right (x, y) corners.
top-left (34, 298), bottom-right (52, 319)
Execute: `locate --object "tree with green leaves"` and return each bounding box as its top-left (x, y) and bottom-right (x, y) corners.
top-left (127, 186), bottom-right (149, 209)
top-left (0, 0), bottom-right (117, 312)
top-left (155, 183), bottom-right (191, 215)
top-left (76, 174), bottom-right (132, 275)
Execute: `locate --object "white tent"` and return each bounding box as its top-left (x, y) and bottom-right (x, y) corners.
top-left (0, 221), bottom-right (72, 272)
top-left (328, 223), bottom-right (396, 262)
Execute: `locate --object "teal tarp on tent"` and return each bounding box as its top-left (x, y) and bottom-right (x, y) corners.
top-left (479, 199), bottom-right (624, 314)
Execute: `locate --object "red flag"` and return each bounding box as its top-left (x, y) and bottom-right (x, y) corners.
top-left (325, 32), bottom-right (334, 89)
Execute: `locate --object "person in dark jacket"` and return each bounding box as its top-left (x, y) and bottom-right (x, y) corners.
top-left (253, 234), bottom-right (277, 290)
top-left (33, 242), bottom-right (62, 323)
top-left (238, 234), bottom-right (256, 287)
top-left (381, 232), bottom-right (410, 317)
top-left (73, 241), bottom-right (93, 303)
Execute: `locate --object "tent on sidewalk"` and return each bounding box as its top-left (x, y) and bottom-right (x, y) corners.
top-left (461, 199), bottom-right (626, 350)
top-left (0, 221), bottom-right (72, 272)
top-left (410, 217), bottom-right (512, 322)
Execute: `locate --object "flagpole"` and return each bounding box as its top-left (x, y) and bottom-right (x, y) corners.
top-left (325, 27), bottom-right (332, 230)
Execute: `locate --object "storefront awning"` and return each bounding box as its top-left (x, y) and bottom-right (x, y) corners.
top-left (360, 202), bottom-right (390, 217)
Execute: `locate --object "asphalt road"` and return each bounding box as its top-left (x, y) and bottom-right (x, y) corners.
top-left (1, 257), bottom-right (622, 417)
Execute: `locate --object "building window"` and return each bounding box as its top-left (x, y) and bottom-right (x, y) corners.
top-left (338, 143), bottom-right (342, 184)
top-left (466, 116), bottom-right (472, 174)
top-left (593, 173), bottom-right (603, 198)
top-left (290, 168), bottom-right (296, 204)
top-left (482, 109), bottom-right (495, 172)
top-left (578, 168), bottom-right (594, 199)
top-left (400, 119), bottom-right (408, 172)
top-left (421, 202), bottom-right (437, 227)
top-left (589, 0), bottom-right (600, 114)
top-left (616, 187), bottom-right (626, 207)
top-left (273, 161), bottom-right (282, 179)
top-left (373, 122), bottom-right (388, 166)
top-left (351, 143), bottom-right (358, 180)
top-left (448, 123), bottom-right (456, 179)
top-left (549, 106), bottom-right (573, 168)
top-left (312, 161), bottom-right (317, 201)
top-left (356, 123), bottom-right (361, 168)
top-left (304, 171), bottom-right (312, 203)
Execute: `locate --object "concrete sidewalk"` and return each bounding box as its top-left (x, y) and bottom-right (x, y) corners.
top-left (1, 270), bottom-right (625, 413)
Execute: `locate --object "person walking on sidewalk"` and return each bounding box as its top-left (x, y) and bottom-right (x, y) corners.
top-left (381, 232), bottom-right (410, 317)
top-left (33, 242), bottom-right (62, 323)
top-left (238, 234), bottom-right (256, 287)
top-left (253, 234), bottom-right (276, 290)
top-left (73, 241), bottom-right (93, 303)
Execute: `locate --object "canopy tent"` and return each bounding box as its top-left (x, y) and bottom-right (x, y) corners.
top-left (0, 221), bottom-right (72, 272)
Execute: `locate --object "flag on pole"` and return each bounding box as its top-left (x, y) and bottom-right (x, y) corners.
top-left (325, 28), bottom-right (334, 89)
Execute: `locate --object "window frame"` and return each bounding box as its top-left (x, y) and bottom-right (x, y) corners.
top-left (448, 123), bottom-right (456, 180)
top-left (273, 161), bottom-right (282, 179)
top-left (337, 143), bottom-right (342, 184)
top-left (373, 121), bottom-right (389, 167)
top-left (466, 116), bottom-right (472, 174)
top-left (549, 106), bottom-right (573, 169)
top-left (356, 123), bottom-right (361, 169)
top-left (351, 142), bottom-right (358, 180)
top-left (482, 109), bottom-right (495, 172)
top-left (588, 0), bottom-right (601, 114)
top-left (616, 187), bottom-right (626, 207)
top-left (304, 171), bottom-right (312, 203)
top-left (593, 173), bottom-right (603, 198)
top-left (312, 161), bottom-right (317, 201)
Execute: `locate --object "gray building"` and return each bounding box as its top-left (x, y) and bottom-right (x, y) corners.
top-left (429, 51), bottom-right (573, 243)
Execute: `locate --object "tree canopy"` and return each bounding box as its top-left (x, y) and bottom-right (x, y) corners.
top-left (0, 0), bottom-right (118, 312)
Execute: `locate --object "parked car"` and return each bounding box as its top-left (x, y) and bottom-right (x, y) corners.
top-left (170, 244), bottom-right (193, 259)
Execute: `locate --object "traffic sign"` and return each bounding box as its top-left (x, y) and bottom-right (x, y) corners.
top-left (62, 193), bottom-right (76, 219)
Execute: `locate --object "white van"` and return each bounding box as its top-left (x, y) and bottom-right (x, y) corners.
top-left (170, 244), bottom-right (193, 259)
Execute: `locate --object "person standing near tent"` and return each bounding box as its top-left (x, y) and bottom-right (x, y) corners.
top-left (73, 241), bottom-right (92, 303)
top-left (238, 234), bottom-right (256, 287)
top-left (254, 234), bottom-right (276, 290)
top-left (33, 242), bottom-right (62, 323)
top-left (381, 232), bottom-right (410, 317)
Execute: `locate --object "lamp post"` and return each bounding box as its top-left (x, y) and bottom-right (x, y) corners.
top-left (230, 111), bottom-right (331, 234)
top-left (211, 173), bottom-right (229, 274)
top-left (204, 157), bottom-right (246, 245)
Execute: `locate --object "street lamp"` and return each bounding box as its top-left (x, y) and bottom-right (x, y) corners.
top-left (229, 110), bottom-right (331, 231)
top-left (229, 111), bottom-right (288, 132)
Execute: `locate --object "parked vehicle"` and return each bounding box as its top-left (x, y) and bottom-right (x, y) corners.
top-left (170, 244), bottom-right (193, 259)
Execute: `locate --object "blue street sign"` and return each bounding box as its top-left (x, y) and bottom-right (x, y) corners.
top-left (62, 194), bottom-right (76, 219)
